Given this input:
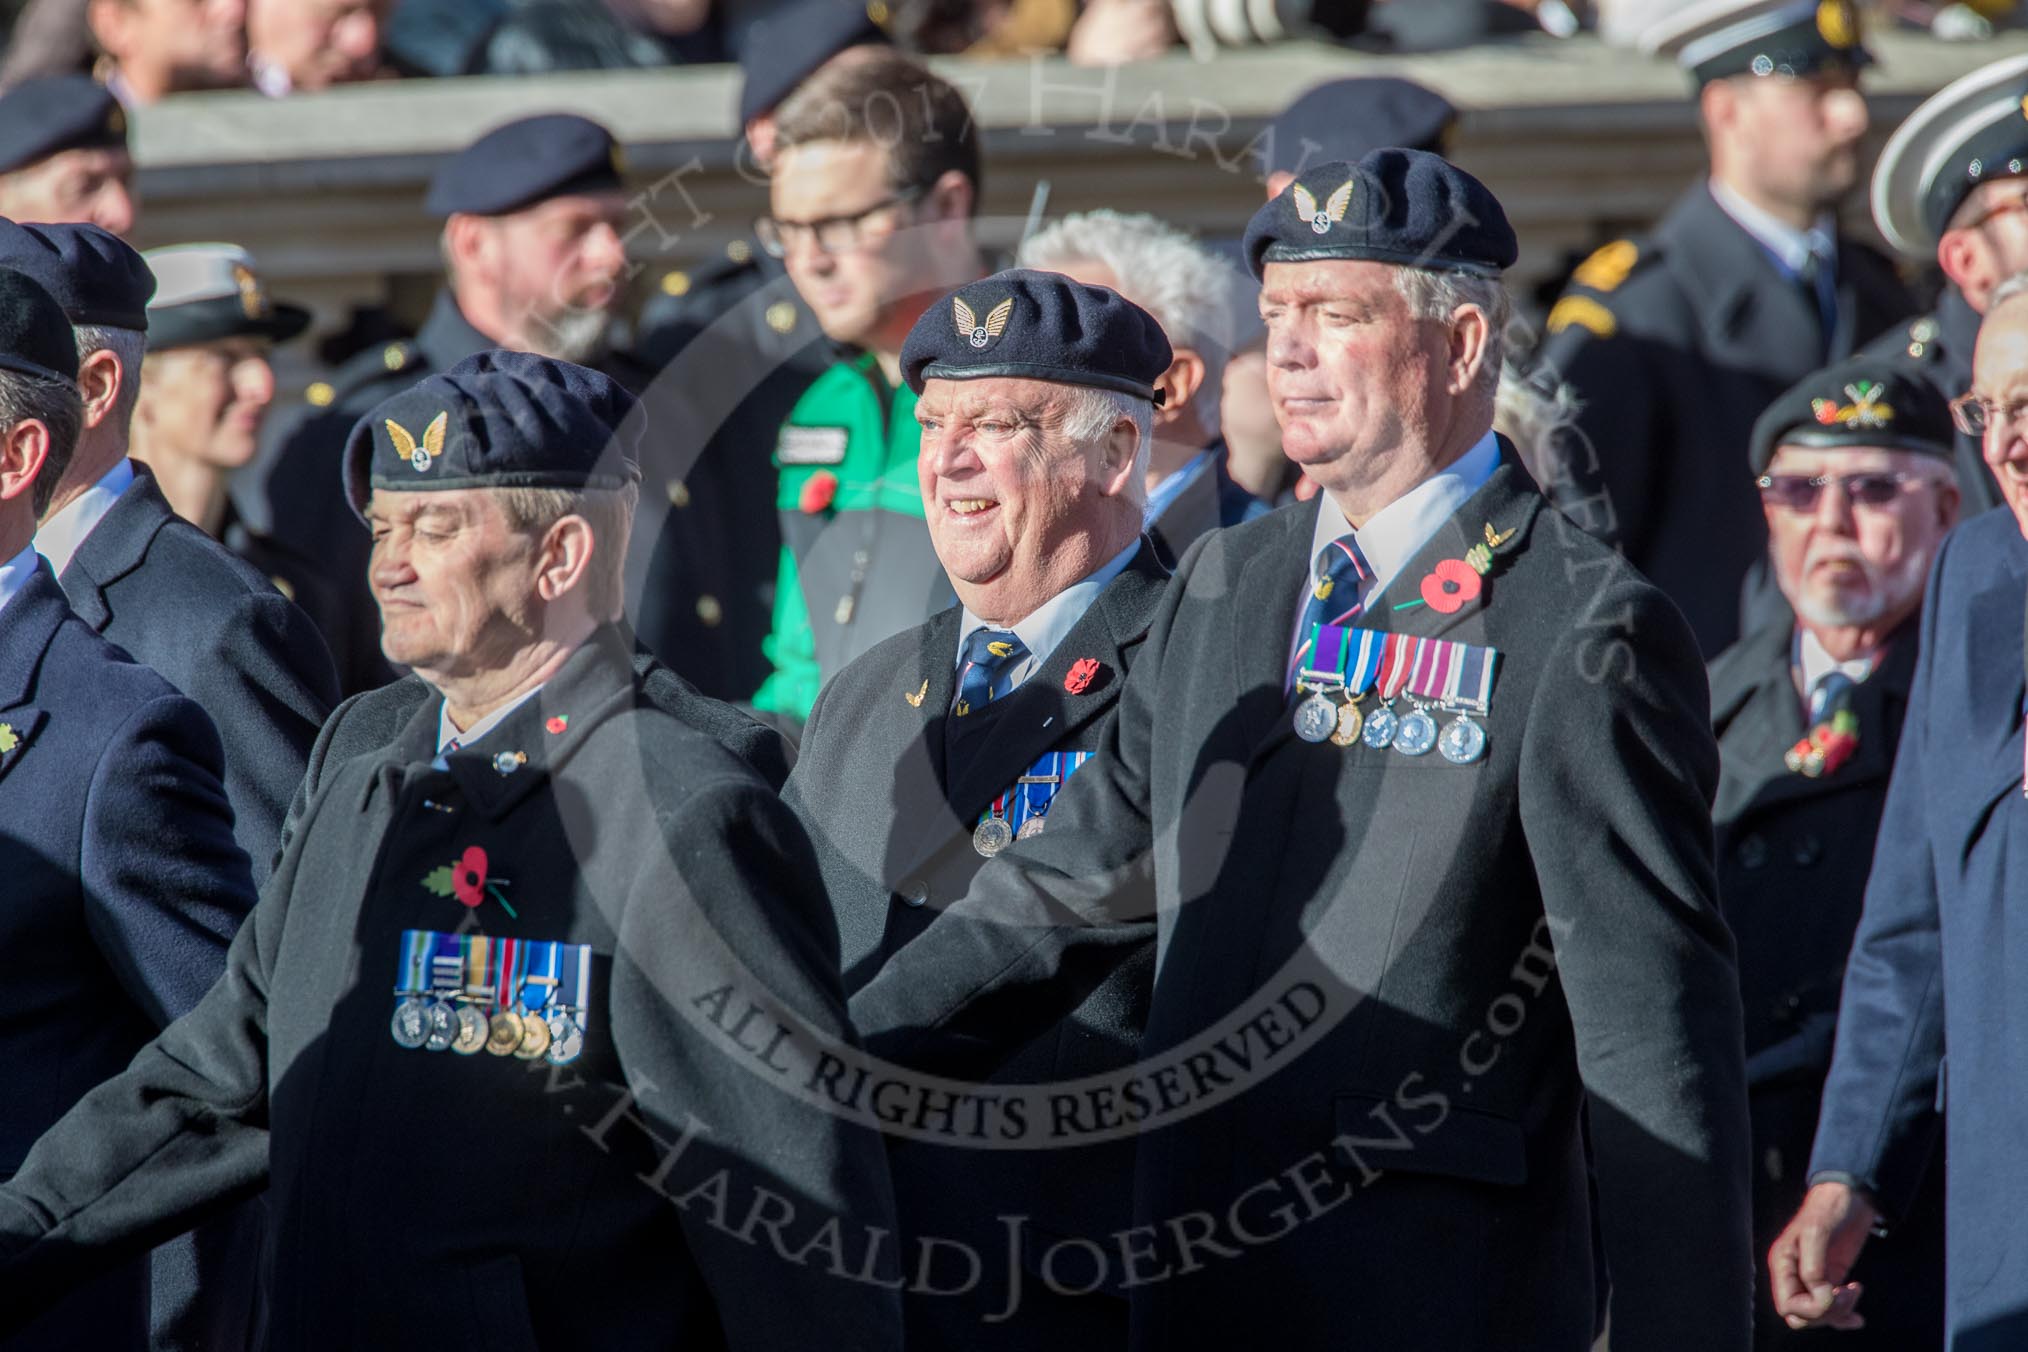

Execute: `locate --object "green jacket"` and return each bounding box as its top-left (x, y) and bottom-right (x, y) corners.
top-left (754, 353), bottom-right (950, 720)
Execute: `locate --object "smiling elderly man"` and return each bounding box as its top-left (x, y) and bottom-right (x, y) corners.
top-left (849, 149), bottom-right (1752, 1350)
top-left (784, 268), bottom-right (1172, 1348)
top-left (0, 352), bottom-right (901, 1351)
top-left (1769, 275), bottom-right (2028, 1348)
top-left (1708, 357), bottom-right (1958, 1350)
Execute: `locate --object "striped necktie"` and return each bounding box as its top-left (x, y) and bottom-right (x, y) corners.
top-left (1290, 532), bottom-right (1372, 682)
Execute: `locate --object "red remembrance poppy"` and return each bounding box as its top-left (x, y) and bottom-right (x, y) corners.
top-left (799, 471), bottom-right (839, 515)
top-left (545, 715), bottom-right (568, 735)
top-left (1420, 558), bottom-right (1484, 614)
top-left (1065, 657), bottom-right (1101, 694)
top-left (452, 845), bottom-right (489, 908)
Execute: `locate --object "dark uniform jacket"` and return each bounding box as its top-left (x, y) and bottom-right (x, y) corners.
top-left (1858, 284), bottom-right (1996, 516)
top-left (0, 626), bottom-right (901, 1351)
top-left (1538, 183), bottom-right (1915, 655)
top-left (629, 250), bottom-right (835, 702)
top-left (0, 563), bottom-right (257, 1352)
top-left (1709, 616), bottom-right (1945, 1351)
top-left (278, 632), bottom-right (794, 856)
top-left (1144, 444), bottom-right (1268, 571)
top-left (57, 463), bottom-right (338, 887)
top-left (784, 543), bottom-right (1169, 1349)
top-left (851, 445), bottom-right (1754, 1351)
top-left (1811, 507), bottom-right (2028, 1349)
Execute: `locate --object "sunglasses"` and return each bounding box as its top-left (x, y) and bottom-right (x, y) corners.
top-left (1755, 471), bottom-right (1935, 512)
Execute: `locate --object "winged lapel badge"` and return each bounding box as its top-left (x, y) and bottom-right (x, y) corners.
top-left (953, 296), bottom-right (1014, 350)
top-left (387, 411), bottom-right (450, 473)
top-left (904, 679), bottom-right (928, 708)
top-left (1292, 179), bottom-right (1356, 236)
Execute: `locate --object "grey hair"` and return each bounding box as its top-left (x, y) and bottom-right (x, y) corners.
top-left (73, 322), bottom-right (145, 431)
top-left (0, 368), bottom-right (84, 518)
top-left (1990, 271), bottom-right (2028, 314)
top-left (1019, 210), bottom-right (1240, 426)
top-left (1060, 384), bottom-right (1153, 511)
top-left (1391, 268), bottom-right (1511, 406)
top-left (491, 479), bottom-right (642, 623)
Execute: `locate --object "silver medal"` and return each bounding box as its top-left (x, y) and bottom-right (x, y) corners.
top-left (423, 1000), bottom-right (459, 1052)
top-left (546, 1010), bottom-right (586, 1065)
top-left (1294, 692), bottom-right (1339, 743)
top-left (973, 816), bottom-right (1014, 857)
top-left (1016, 815), bottom-right (1048, 839)
top-left (450, 1004), bottom-right (490, 1055)
top-left (1362, 705), bottom-right (1399, 749)
top-left (1393, 708), bottom-right (1439, 757)
top-left (390, 996), bottom-right (430, 1049)
top-left (1439, 715), bottom-right (1487, 765)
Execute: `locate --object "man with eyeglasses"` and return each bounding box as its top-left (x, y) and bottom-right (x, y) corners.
top-left (1537, 0), bottom-right (1913, 657)
top-left (1768, 274), bottom-right (2028, 1346)
top-left (751, 48), bottom-right (988, 728)
top-left (1862, 53), bottom-right (2028, 520)
top-left (1709, 355), bottom-right (1957, 1351)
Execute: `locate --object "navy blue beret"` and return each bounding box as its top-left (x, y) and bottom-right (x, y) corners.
top-left (1260, 78), bottom-right (1455, 177)
top-left (0, 77), bottom-right (126, 176)
top-left (425, 114), bottom-right (623, 218)
top-left (738, 0), bottom-right (889, 125)
top-left (1243, 149), bottom-right (1517, 281)
top-left (344, 351), bottom-right (642, 519)
top-left (0, 219), bottom-right (152, 330)
top-left (1748, 356), bottom-right (1955, 476)
top-left (900, 268), bottom-right (1172, 403)
top-left (0, 268), bottom-right (81, 385)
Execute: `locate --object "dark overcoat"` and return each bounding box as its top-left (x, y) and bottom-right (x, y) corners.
top-left (852, 446), bottom-right (1755, 1350)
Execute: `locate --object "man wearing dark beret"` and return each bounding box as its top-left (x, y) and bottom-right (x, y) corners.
top-left (1707, 357), bottom-right (1957, 1351)
top-left (261, 110), bottom-right (650, 696)
top-left (0, 350), bottom-right (904, 1351)
top-left (1537, 0), bottom-right (1913, 656)
top-left (625, 3), bottom-right (890, 705)
top-left (785, 268), bottom-right (1171, 1348)
top-left (1859, 52), bottom-right (2028, 519)
top-left (850, 149), bottom-right (1752, 1350)
top-left (0, 75), bottom-right (136, 237)
top-left (0, 265), bottom-right (257, 1352)
top-left (0, 219), bottom-right (341, 894)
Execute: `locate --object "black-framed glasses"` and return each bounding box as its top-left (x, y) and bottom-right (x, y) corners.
top-left (1950, 391), bottom-right (2028, 437)
top-left (1756, 471), bottom-right (1936, 512)
top-left (753, 184), bottom-right (927, 259)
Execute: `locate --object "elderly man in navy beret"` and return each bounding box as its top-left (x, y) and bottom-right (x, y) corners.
top-left (0, 351), bottom-right (903, 1351)
top-left (848, 149), bottom-right (1752, 1350)
top-left (784, 268), bottom-right (1171, 1349)
top-left (0, 76), bottom-right (136, 237)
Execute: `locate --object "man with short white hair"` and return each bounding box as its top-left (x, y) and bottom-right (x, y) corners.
top-left (1769, 272), bottom-right (2028, 1347)
top-left (785, 269), bottom-right (1171, 1349)
top-left (852, 150), bottom-right (1752, 1349)
top-left (1020, 209), bottom-right (1266, 567)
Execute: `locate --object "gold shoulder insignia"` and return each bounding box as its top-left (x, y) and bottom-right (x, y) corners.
top-left (1571, 240), bottom-right (1638, 294)
top-left (1546, 296), bottom-right (1617, 340)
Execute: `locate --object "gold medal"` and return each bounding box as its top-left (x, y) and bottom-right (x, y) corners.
top-left (515, 1013), bottom-right (553, 1060)
top-left (1330, 699), bottom-right (1364, 747)
top-left (486, 1009), bottom-right (525, 1056)
top-left (451, 1004), bottom-right (489, 1055)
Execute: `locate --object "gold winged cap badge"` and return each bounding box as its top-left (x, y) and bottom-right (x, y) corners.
top-left (1292, 179), bottom-right (1356, 236)
top-left (386, 411), bottom-right (450, 473)
top-left (953, 296), bottom-right (1014, 349)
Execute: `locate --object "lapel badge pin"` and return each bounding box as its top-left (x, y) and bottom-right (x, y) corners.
top-left (493, 750), bottom-right (528, 775)
top-left (904, 679), bottom-right (928, 708)
top-left (1785, 709), bottom-right (1859, 779)
top-left (1064, 657), bottom-right (1101, 695)
top-left (545, 715), bottom-right (569, 735)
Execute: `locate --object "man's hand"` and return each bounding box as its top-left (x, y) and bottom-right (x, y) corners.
top-left (1769, 1181), bottom-right (1878, 1330)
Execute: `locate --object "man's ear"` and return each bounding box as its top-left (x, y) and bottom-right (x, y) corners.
top-left (1099, 413), bottom-right (1140, 498)
top-left (1447, 305), bottom-right (1493, 397)
top-left (1154, 349), bottom-right (1206, 428)
top-left (1936, 225), bottom-right (1981, 295)
top-left (0, 418), bottom-right (50, 507)
top-left (443, 214), bottom-right (488, 284)
top-left (77, 347), bottom-right (126, 432)
top-left (535, 513), bottom-right (597, 603)
top-left (924, 169), bottom-right (975, 225)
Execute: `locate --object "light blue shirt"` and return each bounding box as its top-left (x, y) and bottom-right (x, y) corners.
top-left (1144, 451), bottom-right (1216, 528)
top-left (1709, 179), bottom-right (1836, 281)
top-left (35, 458), bottom-right (134, 575)
top-left (955, 539), bottom-right (1139, 704)
top-left (0, 543), bottom-right (39, 624)
top-left (433, 684), bottom-right (545, 770)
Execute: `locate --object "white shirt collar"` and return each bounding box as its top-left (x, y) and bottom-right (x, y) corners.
top-left (1145, 450), bottom-right (1216, 527)
top-left (1794, 628), bottom-right (1876, 711)
top-left (0, 544), bottom-right (40, 625)
top-left (35, 458), bottom-right (134, 576)
top-left (1709, 179), bottom-right (1836, 278)
top-left (955, 539), bottom-right (1140, 692)
top-left (1304, 429), bottom-right (1502, 612)
top-left (434, 685), bottom-right (545, 765)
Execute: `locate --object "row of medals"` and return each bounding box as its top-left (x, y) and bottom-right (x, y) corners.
top-left (1294, 686), bottom-right (1487, 764)
top-left (391, 985), bottom-right (586, 1064)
